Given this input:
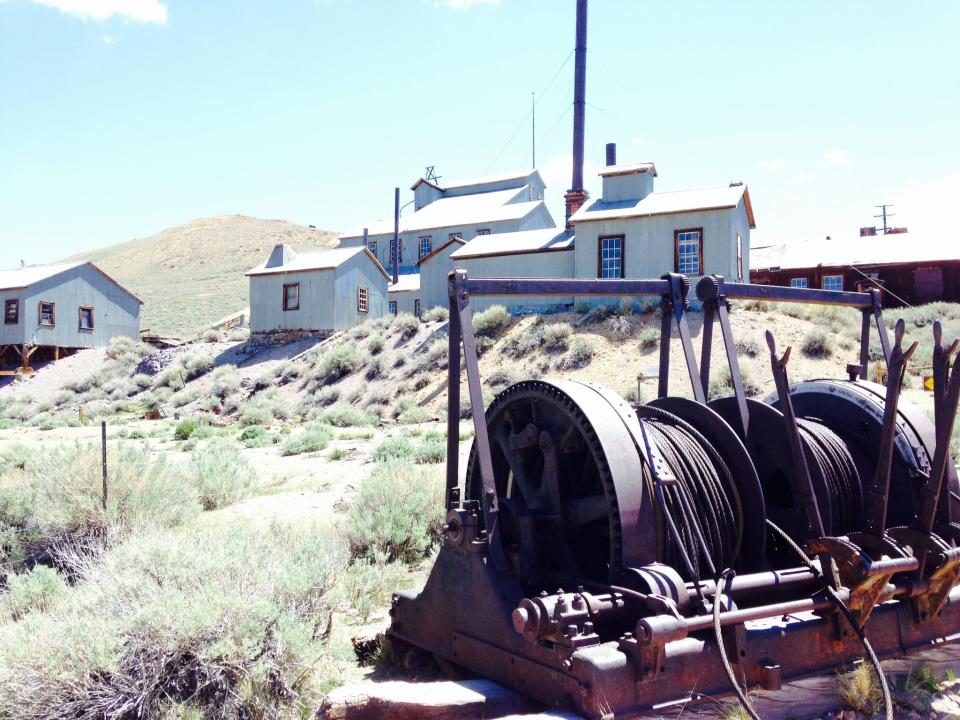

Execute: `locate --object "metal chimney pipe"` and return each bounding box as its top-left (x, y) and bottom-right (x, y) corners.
top-left (605, 142), bottom-right (616, 167)
top-left (392, 187), bottom-right (400, 285)
top-left (571, 0), bottom-right (588, 193)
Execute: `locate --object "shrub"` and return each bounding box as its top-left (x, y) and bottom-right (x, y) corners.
top-left (186, 441), bottom-right (256, 510)
top-left (318, 403), bottom-right (375, 428)
top-left (280, 426), bottom-right (333, 457)
top-left (541, 322), bottom-right (572, 351)
top-left (837, 663), bottom-right (882, 715)
top-left (314, 385), bottom-right (341, 407)
top-left (502, 329), bottom-right (543, 358)
top-left (373, 436), bottom-right (416, 463)
top-left (238, 425), bottom-right (270, 448)
top-left (350, 324), bottom-right (370, 340)
top-left (365, 356), bottom-right (385, 380)
top-left (473, 305), bottom-right (511, 338)
top-left (735, 335), bottom-right (763, 358)
top-left (344, 459), bottom-right (444, 562)
top-left (201, 328), bottom-right (223, 343)
top-left (638, 326), bottom-right (659, 350)
top-left (332, 550), bottom-right (408, 622)
top-left (488, 366), bottom-right (519, 389)
top-left (368, 335), bottom-right (386, 355)
top-left (170, 386), bottom-right (201, 408)
top-left (558, 337), bottom-right (596, 369)
top-left (410, 371), bottom-right (431, 391)
top-left (173, 419), bottom-right (198, 441)
top-left (329, 447), bottom-right (350, 461)
top-left (338, 428), bottom-right (374, 440)
top-left (271, 359), bottom-right (301, 385)
top-left (179, 351), bottom-right (214, 382)
top-left (422, 306), bottom-right (449, 322)
top-left (0, 522), bottom-right (346, 717)
top-left (209, 364), bottom-right (241, 399)
top-left (397, 406), bottom-right (431, 425)
top-left (393, 354), bottom-right (407, 368)
top-left (364, 386), bottom-right (393, 408)
top-left (415, 437), bottom-right (445, 464)
top-left (394, 313), bottom-right (420, 340)
top-left (238, 388), bottom-right (288, 426)
top-left (3, 565), bottom-right (67, 620)
top-left (606, 315), bottom-right (633, 338)
top-left (313, 343), bottom-right (363, 385)
top-left (801, 328), bottom-right (835, 358)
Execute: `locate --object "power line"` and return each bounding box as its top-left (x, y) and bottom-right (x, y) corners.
top-left (484, 50), bottom-right (575, 174)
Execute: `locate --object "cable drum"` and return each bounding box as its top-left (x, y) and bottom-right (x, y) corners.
top-left (797, 418), bottom-right (864, 534)
top-left (636, 405), bottom-right (744, 582)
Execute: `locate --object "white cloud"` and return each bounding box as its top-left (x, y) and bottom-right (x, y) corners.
top-left (26, 0), bottom-right (167, 24)
top-left (438, 0), bottom-right (498, 8)
top-left (822, 148), bottom-right (852, 168)
top-left (755, 159), bottom-right (785, 171)
top-left (100, 32), bottom-right (117, 44)
top-left (890, 174), bottom-right (960, 237)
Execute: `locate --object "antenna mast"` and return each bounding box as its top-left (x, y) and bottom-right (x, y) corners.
top-left (531, 91), bottom-right (536, 170)
top-left (874, 203), bottom-right (895, 234)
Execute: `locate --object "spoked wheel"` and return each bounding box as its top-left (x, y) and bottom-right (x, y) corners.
top-left (464, 380), bottom-right (652, 588)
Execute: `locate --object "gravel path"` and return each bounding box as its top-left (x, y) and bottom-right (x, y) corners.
top-left (0, 348), bottom-right (108, 404)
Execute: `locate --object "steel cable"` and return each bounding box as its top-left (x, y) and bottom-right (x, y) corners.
top-left (639, 407), bottom-right (743, 581)
top-left (798, 418), bottom-right (863, 534)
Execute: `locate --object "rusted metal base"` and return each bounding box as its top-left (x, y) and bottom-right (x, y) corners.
top-left (390, 543), bottom-right (960, 720)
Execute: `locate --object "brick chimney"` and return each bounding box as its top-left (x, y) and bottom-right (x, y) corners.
top-left (564, 189), bottom-right (589, 230)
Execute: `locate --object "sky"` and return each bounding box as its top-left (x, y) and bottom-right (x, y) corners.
top-left (1, 0), bottom-right (959, 269)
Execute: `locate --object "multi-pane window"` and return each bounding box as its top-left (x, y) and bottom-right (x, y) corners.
top-left (4, 300), bottom-right (18, 325)
top-left (390, 238), bottom-right (402, 264)
top-left (367, 240), bottom-right (378, 258)
top-left (790, 277), bottom-right (808, 288)
top-left (675, 229), bottom-right (702, 275)
top-left (283, 283), bottom-right (300, 311)
top-left (39, 301), bottom-right (55, 326)
top-left (388, 301), bottom-right (398, 315)
top-left (419, 236), bottom-right (432, 259)
top-left (598, 235), bottom-right (624, 279)
top-left (736, 233), bottom-right (744, 281)
top-left (78, 306), bottom-right (94, 330)
top-left (357, 285), bottom-right (369, 313)
top-left (476, 229), bottom-right (491, 236)
top-left (414, 299), bottom-right (421, 317)
top-left (823, 275), bottom-right (843, 292)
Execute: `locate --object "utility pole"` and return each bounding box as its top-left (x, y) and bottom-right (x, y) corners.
top-left (531, 91), bottom-right (536, 170)
top-left (874, 203), bottom-right (895, 234)
top-left (392, 187), bottom-right (400, 285)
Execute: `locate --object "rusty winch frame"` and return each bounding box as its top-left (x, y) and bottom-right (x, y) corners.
top-left (388, 270), bottom-right (960, 719)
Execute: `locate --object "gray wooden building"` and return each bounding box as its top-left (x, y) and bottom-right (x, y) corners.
top-left (246, 244), bottom-right (388, 343)
top-left (0, 261), bottom-right (142, 371)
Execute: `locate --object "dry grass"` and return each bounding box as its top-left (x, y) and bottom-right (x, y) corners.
top-left (837, 662), bottom-right (883, 715)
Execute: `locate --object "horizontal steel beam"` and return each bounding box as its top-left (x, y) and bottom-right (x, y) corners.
top-left (462, 277), bottom-right (671, 297)
top-left (720, 281), bottom-right (874, 308)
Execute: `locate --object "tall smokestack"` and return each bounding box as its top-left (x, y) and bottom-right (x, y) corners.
top-left (605, 142), bottom-right (616, 166)
top-left (564, 0), bottom-right (589, 231)
top-left (392, 187), bottom-right (400, 285)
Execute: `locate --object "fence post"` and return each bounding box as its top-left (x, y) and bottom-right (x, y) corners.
top-left (101, 420), bottom-right (108, 512)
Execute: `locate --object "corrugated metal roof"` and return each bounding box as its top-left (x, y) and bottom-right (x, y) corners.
top-left (0, 262), bottom-right (84, 290)
top-left (389, 274), bottom-right (420, 293)
top-left (451, 228), bottom-right (574, 260)
top-left (246, 246), bottom-right (370, 276)
top-left (751, 232), bottom-right (957, 270)
top-left (569, 185), bottom-right (753, 227)
top-left (341, 187), bottom-right (543, 238)
top-left (598, 162), bottom-right (657, 178)
top-left (442, 169), bottom-right (538, 190)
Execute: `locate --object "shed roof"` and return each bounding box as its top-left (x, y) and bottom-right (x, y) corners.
top-left (0, 261), bottom-right (143, 303)
top-left (389, 274), bottom-right (421, 294)
top-left (410, 169), bottom-right (538, 192)
top-left (598, 162), bottom-right (658, 178)
top-left (246, 245), bottom-right (390, 281)
top-left (751, 232), bottom-right (956, 271)
top-left (570, 184), bottom-right (756, 229)
top-left (341, 187), bottom-right (543, 238)
top-left (451, 228), bottom-right (574, 260)
top-left (417, 236), bottom-right (467, 266)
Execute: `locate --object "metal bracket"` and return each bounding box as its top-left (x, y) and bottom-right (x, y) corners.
top-left (657, 273), bottom-right (704, 403)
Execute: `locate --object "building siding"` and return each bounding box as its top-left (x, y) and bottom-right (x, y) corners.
top-left (333, 251), bottom-right (387, 328)
top-left (0, 290), bottom-right (25, 346)
top-left (388, 290), bottom-right (419, 316)
top-left (13, 265), bottom-right (140, 348)
top-left (455, 249), bottom-right (576, 312)
top-left (419, 241), bottom-right (468, 310)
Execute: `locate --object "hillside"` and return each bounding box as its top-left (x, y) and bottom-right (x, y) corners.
top-left (67, 215), bottom-right (339, 339)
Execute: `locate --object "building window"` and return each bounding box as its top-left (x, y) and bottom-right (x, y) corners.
top-left (357, 285), bottom-right (369, 313)
top-left (790, 277), bottom-right (808, 288)
top-left (415, 299), bottom-right (421, 317)
top-left (78, 306), bottom-right (94, 330)
top-left (598, 235), bottom-right (624, 279)
top-left (367, 240), bottom-right (378, 257)
top-left (38, 301), bottom-right (55, 326)
top-left (419, 236), bottom-right (432, 259)
top-left (391, 238), bottom-right (402, 264)
top-left (283, 283), bottom-right (300, 311)
top-left (389, 301), bottom-right (398, 315)
top-left (476, 229), bottom-right (491, 236)
top-left (4, 300), bottom-right (18, 325)
top-left (823, 274), bottom-right (843, 292)
top-left (675, 228), bottom-right (703, 276)
top-left (736, 233), bottom-right (744, 281)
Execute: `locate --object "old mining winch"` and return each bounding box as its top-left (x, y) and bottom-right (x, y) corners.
top-left (388, 271), bottom-right (960, 719)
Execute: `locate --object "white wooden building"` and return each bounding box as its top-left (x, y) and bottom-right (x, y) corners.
top-left (0, 261), bottom-right (141, 371)
top-left (246, 244), bottom-right (388, 343)
top-left (387, 273), bottom-right (421, 317)
top-left (339, 169), bottom-right (556, 280)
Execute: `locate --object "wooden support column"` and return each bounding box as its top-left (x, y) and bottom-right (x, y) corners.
top-left (54, 346), bottom-right (60, 361)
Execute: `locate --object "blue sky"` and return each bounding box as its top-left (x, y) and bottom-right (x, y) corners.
top-left (1, 0), bottom-right (958, 269)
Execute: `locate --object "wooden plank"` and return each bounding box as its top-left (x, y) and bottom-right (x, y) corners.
top-left (317, 679), bottom-right (535, 720)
